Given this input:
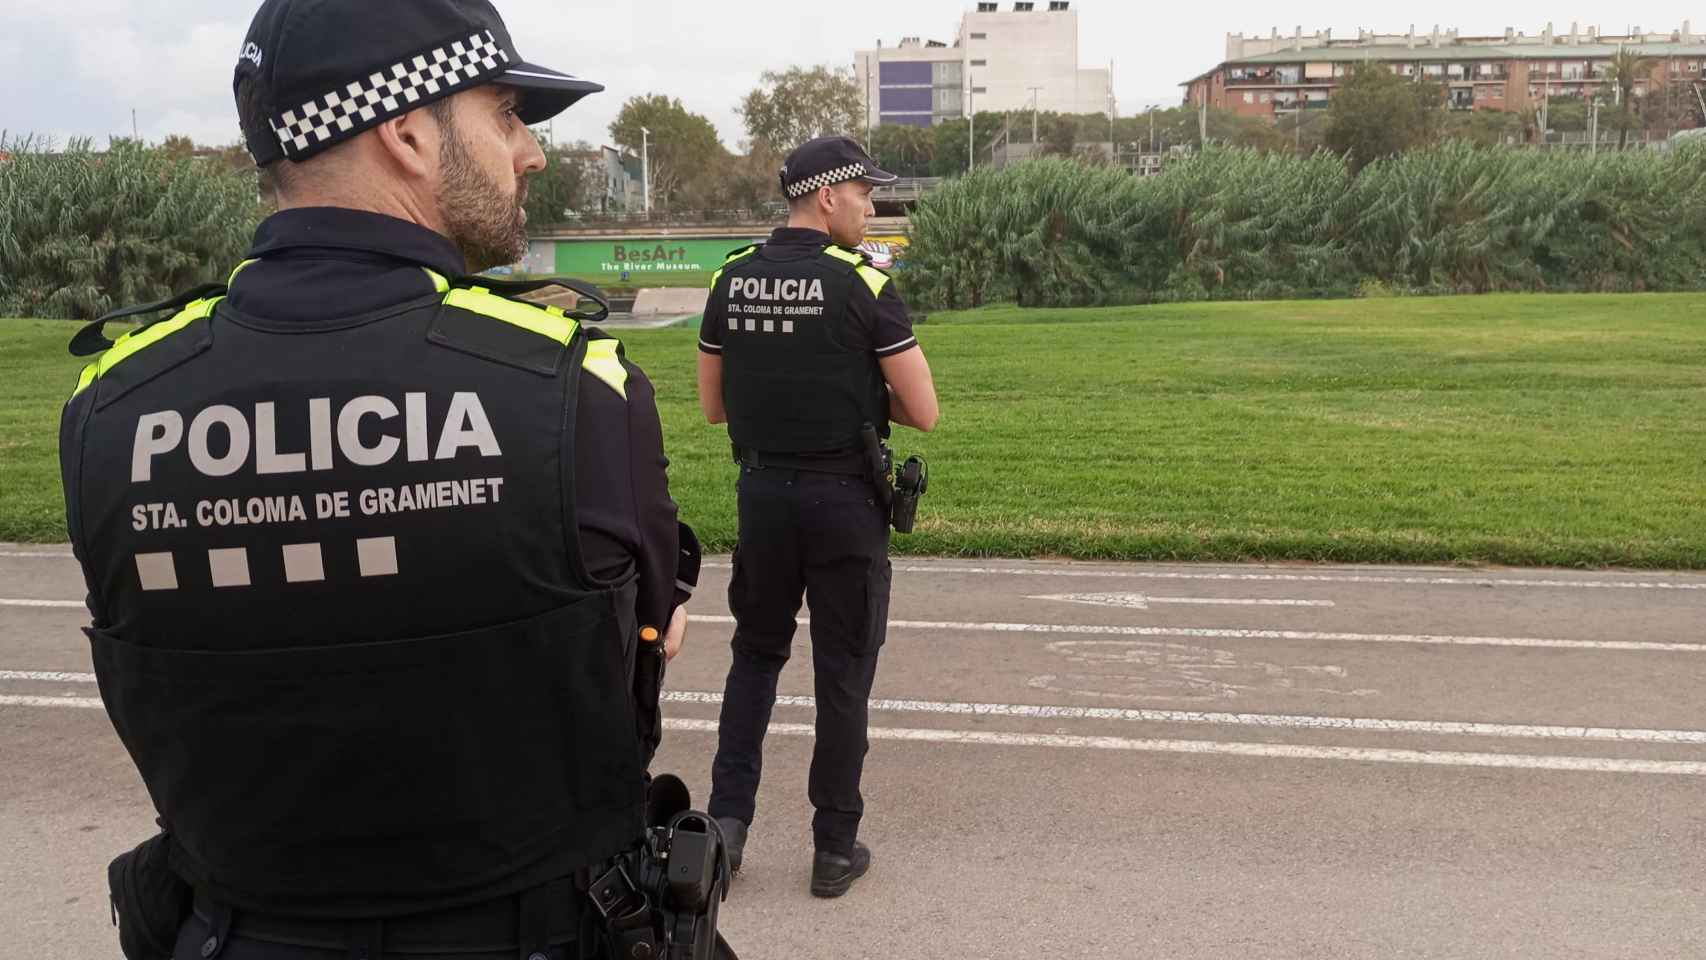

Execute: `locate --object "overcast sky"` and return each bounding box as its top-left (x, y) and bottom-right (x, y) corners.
top-left (4, 1), bottom-right (1700, 152)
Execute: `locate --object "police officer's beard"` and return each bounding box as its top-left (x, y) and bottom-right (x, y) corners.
top-left (436, 121), bottom-right (529, 273)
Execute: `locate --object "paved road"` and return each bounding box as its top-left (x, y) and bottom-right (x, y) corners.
top-left (3, 546), bottom-right (1704, 958)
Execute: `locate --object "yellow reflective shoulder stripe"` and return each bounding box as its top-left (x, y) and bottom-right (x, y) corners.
top-left (823, 246), bottom-right (863, 267)
top-left (227, 259), bottom-right (259, 284)
top-left (422, 268), bottom-right (451, 293)
top-left (855, 264), bottom-right (890, 298)
top-left (582, 339), bottom-right (628, 400)
top-left (71, 297), bottom-right (224, 398)
top-left (443, 286), bottom-right (576, 344)
top-left (710, 246), bottom-right (758, 291)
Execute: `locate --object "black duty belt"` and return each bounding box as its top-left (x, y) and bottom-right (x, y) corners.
top-left (733, 446), bottom-right (867, 477)
top-left (192, 877), bottom-right (583, 955)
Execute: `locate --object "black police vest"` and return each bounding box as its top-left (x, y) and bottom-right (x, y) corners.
top-left (59, 271), bottom-right (646, 918)
top-left (714, 244), bottom-right (890, 454)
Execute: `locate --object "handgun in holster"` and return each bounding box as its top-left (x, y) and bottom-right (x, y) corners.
top-left (860, 423), bottom-right (928, 534)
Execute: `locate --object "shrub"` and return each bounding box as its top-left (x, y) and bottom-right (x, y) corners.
top-left (901, 141), bottom-right (1706, 309)
top-left (0, 137), bottom-right (265, 320)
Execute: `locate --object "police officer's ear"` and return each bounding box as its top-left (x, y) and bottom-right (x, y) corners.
top-left (369, 99), bottom-right (447, 181)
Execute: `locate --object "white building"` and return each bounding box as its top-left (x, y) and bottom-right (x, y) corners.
top-left (854, 2), bottom-right (1115, 130)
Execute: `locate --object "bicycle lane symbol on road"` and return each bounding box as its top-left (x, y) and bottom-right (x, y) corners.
top-left (1024, 592), bottom-right (1376, 703)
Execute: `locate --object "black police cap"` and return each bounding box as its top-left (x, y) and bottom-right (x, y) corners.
top-left (779, 137), bottom-right (898, 200)
top-left (235, 0), bottom-right (602, 166)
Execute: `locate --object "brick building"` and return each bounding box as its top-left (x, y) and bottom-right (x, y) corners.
top-left (1183, 23), bottom-right (1706, 123)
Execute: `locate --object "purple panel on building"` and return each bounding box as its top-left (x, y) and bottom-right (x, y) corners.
top-left (879, 61), bottom-right (933, 85)
top-left (880, 87), bottom-right (934, 112)
top-left (880, 114), bottom-right (933, 127)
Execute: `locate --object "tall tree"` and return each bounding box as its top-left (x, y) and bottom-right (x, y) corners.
top-left (868, 124), bottom-right (936, 178)
top-left (1601, 48), bottom-right (1659, 149)
top-left (1442, 108), bottom-right (1523, 147)
top-left (608, 95), bottom-right (727, 211)
top-left (525, 137), bottom-right (600, 225)
top-left (738, 66), bottom-right (863, 154)
top-left (1324, 65), bottom-right (1446, 172)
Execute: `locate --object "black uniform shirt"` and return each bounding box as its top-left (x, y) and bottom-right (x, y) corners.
top-left (698, 227), bottom-right (917, 360)
top-left (227, 207), bottom-right (685, 629)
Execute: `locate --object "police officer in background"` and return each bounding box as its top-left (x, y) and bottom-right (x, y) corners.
top-left (696, 137), bottom-right (940, 898)
top-left (61, 2), bottom-right (694, 957)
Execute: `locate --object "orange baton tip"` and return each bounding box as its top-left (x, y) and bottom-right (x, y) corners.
top-left (640, 626), bottom-right (661, 642)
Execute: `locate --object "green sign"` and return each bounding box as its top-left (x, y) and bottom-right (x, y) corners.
top-left (553, 238), bottom-right (763, 277)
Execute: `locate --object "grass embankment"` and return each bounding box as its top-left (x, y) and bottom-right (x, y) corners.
top-left (6, 293), bottom-right (1704, 567)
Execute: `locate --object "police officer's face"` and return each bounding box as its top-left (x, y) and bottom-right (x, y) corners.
top-left (432, 84), bottom-right (548, 271)
top-left (825, 181), bottom-right (876, 248)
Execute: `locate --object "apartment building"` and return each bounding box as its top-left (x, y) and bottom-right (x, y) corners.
top-left (854, 2), bottom-right (1115, 129)
top-left (1183, 23), bottom-right (1706, 121)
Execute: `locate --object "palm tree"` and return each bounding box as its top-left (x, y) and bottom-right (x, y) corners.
top-left (1601, 48), bottom-right (1658, 149)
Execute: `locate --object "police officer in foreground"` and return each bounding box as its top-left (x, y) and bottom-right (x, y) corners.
top-left (696, 137), bottom-right (940, 898)
top-left (62, 1), bottom-right (699, 957)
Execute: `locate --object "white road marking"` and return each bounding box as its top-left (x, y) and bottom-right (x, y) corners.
top-left (6, 686), bottom-right (1702, 775)
top-left (0, 599), bottom-right (85, 609)
top-left (702, 562), bottom-right (1706, 591)
top-left (11, 671), bottom-right (1700, 746)
top-left (0, 695), bottom-right (101, 709)
top-left (0, 551), bottom-right (74, 558)
top-left (692, 615), bottom-right (1706, 653)
top-left (662, 719), bottom-right (1706, 777)
top-left (1032, 593), bottom-right (1335, 610)
top-left (661, 691), bottom-right (1706, 745)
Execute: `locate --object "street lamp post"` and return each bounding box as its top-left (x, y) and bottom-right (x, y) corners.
top-left (640, 126), bottom-right (651, 216)
top-left (967, 76), bottom-right (976, 173)
top-left (1028, 85), bottom-right (1043, 149)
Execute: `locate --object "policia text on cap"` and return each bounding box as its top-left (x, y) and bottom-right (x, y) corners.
top-left (696, 136), bottom-right (941, 899)
top-left (61, 2), bottom-right (734, 958)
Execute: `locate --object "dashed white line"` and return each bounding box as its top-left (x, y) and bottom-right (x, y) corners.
top-left (10, 671), bottom-right (1692, 746)
top-left (11, 672), bottom-right (1702, 746)
top-left (6, 684), bottom-right (1701, 776)
top-left (0, 599), bottom-right (85, 609)
top-left (692, 615), bottom-right (1706, 653)
top-left (0, 670), bottom-right (95, 683)
top-left (0, 551), bottom-right (74, 559)
top-left (701, 563), bottom-right (1706, 591)
top-left (662, 719), bottom-right (1706, 777)
top-left (661, 691), bottom-right (1706, 745)
top-left (1031, 593), bottom-right (1335, 609)
top-left (0, 695), bottom-right (101, 709)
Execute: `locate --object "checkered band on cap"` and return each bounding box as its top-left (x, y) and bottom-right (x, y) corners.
top-left (784, 162), bottom-right (867, 199)
top-left (270, 30), bottom-right (511, 159)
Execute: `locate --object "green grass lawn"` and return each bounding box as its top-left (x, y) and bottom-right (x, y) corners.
top-left (7, 293), bottom-right (1705, 567)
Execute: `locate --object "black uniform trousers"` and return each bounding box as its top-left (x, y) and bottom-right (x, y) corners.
top-left (708, 465), bottom-right (892, 856)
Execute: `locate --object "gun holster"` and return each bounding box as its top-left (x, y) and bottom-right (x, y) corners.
top-left (590, 776), bottom-right (738, 960)
top-left (108, 831), bottom-right (192, 960)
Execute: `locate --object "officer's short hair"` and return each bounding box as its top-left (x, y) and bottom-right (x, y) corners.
top-left (236, 73), bottom-right (457, 200)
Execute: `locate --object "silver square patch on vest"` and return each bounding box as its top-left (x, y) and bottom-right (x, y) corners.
top-left (208, 548), bottom-right (252, 588)
top-left (135, 553), bottom-right (179, 591)
top-left (357, 537), bottom-right (399, 577)
top-left (282, 543), bottom-right (326, 583)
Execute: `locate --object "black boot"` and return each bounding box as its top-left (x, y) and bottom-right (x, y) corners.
top-left (809, 842), bottom-right (871, 898)
top-left (716, 817), bottom-right (748, 874)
